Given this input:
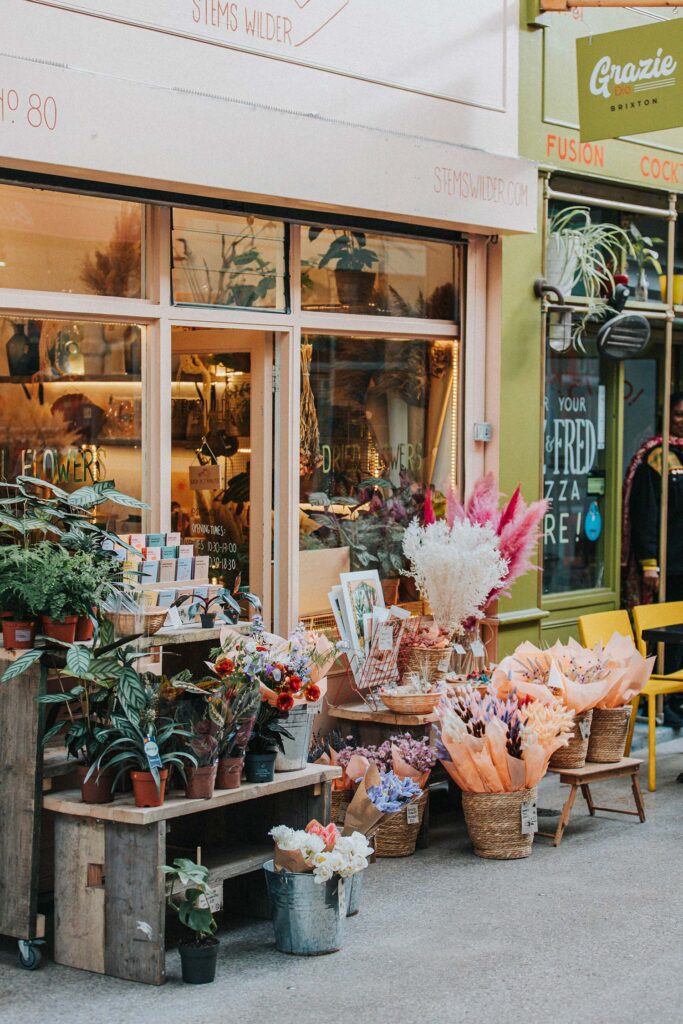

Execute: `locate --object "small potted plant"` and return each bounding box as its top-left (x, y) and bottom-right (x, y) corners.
top-left (245, 703), bottom-right (292, 783)
top-left (628, 222), bottom-right (663, 302)
top-left (0, 545), bottom-right (43, 648)
top-left (168, 677), bottom-right (225, 799)
top-left (163, 858), bottom-right (220, 984)
top-left (213, 669), bottom-right (261, 789)
top-left (310, 227), bottom-right (379, 307)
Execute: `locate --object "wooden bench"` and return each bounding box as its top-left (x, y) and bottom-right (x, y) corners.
top-left (44, 764), bottom-right (340, 984)
top-left (537, 757), bottom-right (645, 848)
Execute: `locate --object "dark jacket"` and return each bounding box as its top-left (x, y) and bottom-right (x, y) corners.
top-left (629, 444), bottom-right (683, 576)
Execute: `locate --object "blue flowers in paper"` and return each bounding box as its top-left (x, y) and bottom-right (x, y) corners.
top-left (367, 770), bottom-right (422, 812)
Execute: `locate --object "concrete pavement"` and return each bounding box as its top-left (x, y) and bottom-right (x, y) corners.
top-left (1, 738), bottom-right (682, 1024)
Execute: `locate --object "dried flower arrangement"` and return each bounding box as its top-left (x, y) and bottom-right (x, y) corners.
top-left (337, 733), bottom-right (437, 789)
top-left (435, 689), bottom-right (574, 792)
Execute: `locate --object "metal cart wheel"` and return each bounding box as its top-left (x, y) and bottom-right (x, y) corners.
top-left (17, 940), bottom-right (42, 970)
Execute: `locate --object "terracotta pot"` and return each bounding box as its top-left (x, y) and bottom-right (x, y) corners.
top-left (185, 763), bottom-right (218, 799)
top-left (130, 768), bottom-right (169, 807)
top-left (380, 577), bottom-right (400, 605)
top-left (2, 619), bottom-right (37, 650)
top-left (216, 756), bottom-right (243, 790)
top-left (77, 764), bottom-right (114, 805)
top-left (75, 615), bottom-right (95, 642)
top-left (41, 614), bottom-right (78, 644)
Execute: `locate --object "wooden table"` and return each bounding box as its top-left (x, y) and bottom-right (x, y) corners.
top-left (44, 764), bottom-right (340, 984)
top-left (537, 758), bottom-right (645, 847)
top-left (327, 700), bottom-right (437, 746)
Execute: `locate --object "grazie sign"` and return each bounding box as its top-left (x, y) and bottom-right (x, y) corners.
top-left (577, 21), bottom-right (683, 142)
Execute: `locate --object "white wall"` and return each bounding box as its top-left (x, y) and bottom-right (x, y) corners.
top-left (0, 0), bottom-right (536, 232)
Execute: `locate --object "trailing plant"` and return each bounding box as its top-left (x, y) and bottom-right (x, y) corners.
top-left (163, 859), bottom-right (218, 945)
top-left (547, 205), bottom-right (632, 297)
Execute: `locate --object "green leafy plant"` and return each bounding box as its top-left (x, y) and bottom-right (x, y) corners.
top-left (548, 205), bottom-right (632, 298)
top-left (163, 859), bottom-right (218, 945)
top-left (247, 702), bottom-right (294, 755)
top-left (175, 220), bottom-right (277, 307)
top-left (629, 222), bottom-right (663, 275)
top-left (309, 227), bottom-right (379, 272)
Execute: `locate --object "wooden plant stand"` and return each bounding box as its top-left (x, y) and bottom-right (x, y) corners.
top-left (537, 757), bottom-right (645, 848)
top-left (44, 764), bottom-right (340, 984)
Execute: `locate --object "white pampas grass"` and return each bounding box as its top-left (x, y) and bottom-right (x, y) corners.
top-left (402, 518), bottom-right (508, 633)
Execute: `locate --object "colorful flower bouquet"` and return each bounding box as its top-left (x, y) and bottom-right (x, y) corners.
top-left (270, 820), bottom-right (372, 882)
top-left (436, 688), bottom-right (574, 792)
top-left (492, 635), bottom-right (654, 713)
top-left (341, 762), bottom-right (426, 857)
top-left (367, 771), bottom-right (422, 812)
top-left (337, 733), bottom-right (437, 790)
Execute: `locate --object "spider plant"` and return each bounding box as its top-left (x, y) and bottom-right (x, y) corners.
top-left (547, 205), bottom-right (632, 298)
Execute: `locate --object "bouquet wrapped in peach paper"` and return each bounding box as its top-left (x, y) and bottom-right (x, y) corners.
top-left (492, 635), bottom-right (654, 713)
top-left (435, 689), bottom-right (574, 792)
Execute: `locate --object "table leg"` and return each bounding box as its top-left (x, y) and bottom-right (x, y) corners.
top-left (54, 817), bottom-right (105, 975)
top-left (104, 821), bottom-right (166, 985)
top-left (553, 784), bottom-right (578, 847)
top-left (580, 784), bottom-right (596, 816)
top-left (631, 772), bottom-right (647, 823)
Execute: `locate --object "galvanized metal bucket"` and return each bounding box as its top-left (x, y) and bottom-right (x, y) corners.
top-left (263, 860), bottom-right (345, 955)
top-left (274, 701), bottom-right (320, 771)
top-left (345, 869), bottom-right (364, 916)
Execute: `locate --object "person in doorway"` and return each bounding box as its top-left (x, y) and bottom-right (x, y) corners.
top-left (622, 391), bottom-right (683, 725)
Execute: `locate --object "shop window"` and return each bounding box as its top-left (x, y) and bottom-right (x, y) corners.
top-left (171, 209), bottom-right (286, 310)
top-left (0, 184), bottom-right (143, 298)
top-left (543, 320), bottom-right (607, 595)
top-left (170, 328), bottom-right (253, 590)
top-left (301, 228), bottom-right (458, 319)
top-left (298, 334), bottom-right (457, 612)
top-left (0, 316), bottom-right (145, 532)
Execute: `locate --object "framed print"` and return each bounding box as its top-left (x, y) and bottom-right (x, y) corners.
top-left (339, 570), bottom-right (385, 659)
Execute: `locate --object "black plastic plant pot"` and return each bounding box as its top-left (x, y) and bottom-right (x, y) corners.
top-left (179, 939), bottom-right (219, 984)
top-left (200, 613), bottom-right (216, 629)
top-left (244, 752), bottom-right (276, 783)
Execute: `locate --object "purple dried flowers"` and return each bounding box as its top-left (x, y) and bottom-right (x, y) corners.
top-left (367, 771), bottom-right (422, 812)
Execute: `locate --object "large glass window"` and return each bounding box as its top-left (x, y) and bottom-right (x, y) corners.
top-left (301, 228), bottom-right (458, 318)
top-left (0, 184), bottom-right (143, 297)
top-left (543, 321), bottom-right (607, 595)
top-left (299, 334), bottom-right (457, 607)
top-left (171, 209), bottom-right (286, 310)
top-left (0, 315), bottom-right (145, 532)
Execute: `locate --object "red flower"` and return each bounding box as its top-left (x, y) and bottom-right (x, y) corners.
top-left (214, 657), bottom-right (234, 677)
top-left (288, 675), bottom-right (302, 693)
top-left (276, 692), bottom-right (294, 713)
top-left (256, 645), bottom-right (268, 652)
top-left (304, 684), bottom-right (321, 703)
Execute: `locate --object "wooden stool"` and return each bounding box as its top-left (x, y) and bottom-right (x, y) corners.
top-left (537, 757), bottom-right (645, 848)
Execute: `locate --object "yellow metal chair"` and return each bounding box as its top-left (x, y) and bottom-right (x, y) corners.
top-left (579, 605), bottom-right (683, 791)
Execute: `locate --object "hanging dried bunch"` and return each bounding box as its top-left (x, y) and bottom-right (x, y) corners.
top-left (299, 341), bottom-right (322, 476)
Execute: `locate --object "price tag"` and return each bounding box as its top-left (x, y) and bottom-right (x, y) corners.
top-left (378, 625), bottom-right (394, 652)
top-left (337, 878), bottom-right (346, 916)
top-left (307, 700), bottom-right (320, 715)
top-left (144, 739), bottom-right (163, 770)
top-left (406, 802), bottom-right (420, 825)
top-left (470, 640), bottom-right (486, 659)
top-left (520, 798), bottom-right (538, 835)
top-left (579, 717), bottom-right (591, 741)
top-left (164, 606), bottom-right (182, 630)
top-left (438, 654), bottom-right (451, 673)
top-left (198, 889), bottom-right (222, 913)
top-left (453, 644), bottom-right (466, 656)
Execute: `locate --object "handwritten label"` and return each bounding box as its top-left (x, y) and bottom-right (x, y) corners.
top-left (453, 644), bottom-right (466, 656)
top-left (406, 803), bottom-right (420, 825)
top-left (198, 889), bottom-right (222, 913)
top-left (189, 464), bottom-right (221, 489)
top-left (520, 798), bottom-right (538, 836)
top-left (378, 625), bottom-right (394, 652)
top-left (470, 640), bottom-right (486, 659)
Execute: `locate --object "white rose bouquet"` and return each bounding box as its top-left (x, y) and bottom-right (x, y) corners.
top-left (270, 821), bottom-right (372, 883)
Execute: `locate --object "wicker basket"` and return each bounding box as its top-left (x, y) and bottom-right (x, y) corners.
top-left (549, 709), bottom-right (593, 770)
top-left (105, 610), bottom-right (167, 637)
top-left (373, 791), bottom-right (427, 858)
top-left (462, 787), bottom-right (537, 860)
top-left (402, 646), bottom-right (451, 684)
top-left (331, 788), bottom-right (354, 827)
top-left (586, 706), bottom-right (631, 763)
top-left (380, 691), bottom-right (441, 715)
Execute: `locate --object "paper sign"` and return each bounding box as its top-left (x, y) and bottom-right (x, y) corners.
top-left (520, 798), bottom-right (538, 836)
top-left (337, 878), bottom-right (346, 917)
top-left (470, 640), bottom-right (486, 659)
top-left (579, 717), bottom-right (591, 741)
top-left (406, 803), bottom-right (420, 825)
top-left (438, 654), bottom-right (451, 673)
top-left (165, 606), bottom-right (182, 630)
top-left (144, 739), bottom-right (163, 770)
top-left (189, 464), bottom-right (221, 489)
top-left (453, 644), bottom-right (466, 656)
top-left (378, 625), bottom-right (394, 652)
top-left (198, 890), bottom-right (223, 913)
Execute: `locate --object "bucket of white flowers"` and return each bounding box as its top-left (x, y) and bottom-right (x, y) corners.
top-left (264, 821), bottom-right (372, 954)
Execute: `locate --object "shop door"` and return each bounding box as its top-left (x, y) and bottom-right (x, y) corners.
top-left (170, 326), bottom-right (273, 624)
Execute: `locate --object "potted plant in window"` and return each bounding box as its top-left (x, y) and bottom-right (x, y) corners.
top-left (310, 227), bottom-right (379, 307)
top-left (546, 206), bottom-right (632, 298)
top-left (628, 222), bottom-right (663, 302)
top-left (163, 858), bottom-right (220, 984)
